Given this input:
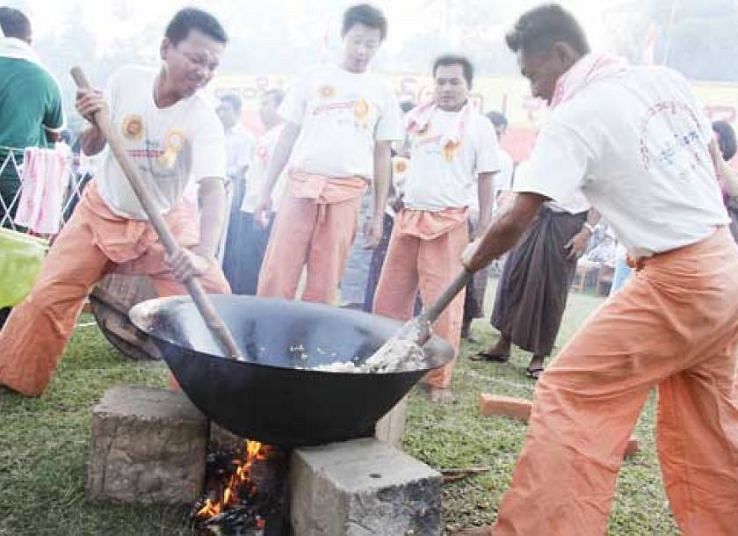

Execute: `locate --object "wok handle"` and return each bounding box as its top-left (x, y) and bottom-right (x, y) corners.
top-left (423, 269), bottom-right (474, 325)
top-left (71, 67), bottom-right (244, 361)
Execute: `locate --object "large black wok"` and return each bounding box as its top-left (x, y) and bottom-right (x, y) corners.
top-left (129, 295), bottom-right (454, 446)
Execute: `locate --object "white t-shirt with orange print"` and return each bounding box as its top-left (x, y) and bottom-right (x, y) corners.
top-left (278, 63), bottom-right (402, 181)
top-left (96, 65), bottom-right (226, 220)
top-left (403, 109), bottom-right (501, 212)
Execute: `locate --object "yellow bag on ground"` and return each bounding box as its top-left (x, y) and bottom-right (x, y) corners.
top-left (0, 228), bottom-right (48, 308)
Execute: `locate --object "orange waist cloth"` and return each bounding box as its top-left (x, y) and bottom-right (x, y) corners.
top-left (287, 169), bottom-right (368, 204)
top-left (395, 207), bottom-right (468, 240)
top-left (78, 181), bottom-right (198, 265)
top-left (626, 226), bottom-right (725, 271)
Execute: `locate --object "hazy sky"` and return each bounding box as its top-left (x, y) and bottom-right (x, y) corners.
top-left (9, 0), bottom-right (616, 59)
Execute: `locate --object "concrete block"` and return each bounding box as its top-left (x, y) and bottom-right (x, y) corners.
top-left (479, 394), bottom-right (532, 422)
top-left (87, 385), bottom-right (208, 504)
top-left (375, 396), bottom-right (408, 448)
top-left (290, 438), bottom-right (442, 536)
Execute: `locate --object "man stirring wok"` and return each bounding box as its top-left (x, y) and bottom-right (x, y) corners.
top-left (461, 4), bottom-right (738, 535)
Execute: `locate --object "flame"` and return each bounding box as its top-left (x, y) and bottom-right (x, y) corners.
top-left (196, 498), bottom-right (221, 518)
top-left (196, 439), bottom-right (271, 522)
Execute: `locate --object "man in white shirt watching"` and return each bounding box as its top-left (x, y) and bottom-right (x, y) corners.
top-left (253, 3), bottom-right (402, 305)
top-left (374, 55), bottom-right (500, 402)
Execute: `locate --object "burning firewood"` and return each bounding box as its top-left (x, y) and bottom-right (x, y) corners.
top-left (191, 440), bottom-right (289, 535)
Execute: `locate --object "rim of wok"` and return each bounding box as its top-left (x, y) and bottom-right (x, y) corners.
top-left (128, 295), bottom-right (452, 375)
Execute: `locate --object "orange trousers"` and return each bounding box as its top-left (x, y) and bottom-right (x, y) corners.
top-left (0, 182), bottom-right (230, 397)
top-left (495, 227), bottom-right (738, 535)
top-left (373, 210), bottom-right (469, 389)
top-left (257, 188), bottom-right (364, 305)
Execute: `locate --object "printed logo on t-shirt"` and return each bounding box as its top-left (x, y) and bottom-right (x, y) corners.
top-left (157, 129), bottom-right (186, 169)
top-left (319, 85), bottom-right (336, 99)
top-left (413, 134), bottom-right (461, 162)
top-left (353, 99), bottom-right (370, 125)
top-left (311, 98), bottom-right (375, 133)
top-left (639, 101), bottom-right (705, 177)
top-left (122, 115), bottom-right (144, 140)
top-left (443, 141), bottom-right (460, 162)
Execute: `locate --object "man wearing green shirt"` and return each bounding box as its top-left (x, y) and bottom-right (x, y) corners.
top-left (0, 7), bottom-right (64, 328)
top-left (0, 7), bottom-right (65, 228)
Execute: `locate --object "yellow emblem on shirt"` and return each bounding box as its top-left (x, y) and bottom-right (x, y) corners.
top-left (354, 98), bottom-right (370, 124)
top-left (157, 129), bottom-right (186, 168)
top-left (122, 115), bottom-right (144, 140)
top-left (443, 141), bottom-right (460, 161)
top-left (165, 130), bottom-right (185, 153)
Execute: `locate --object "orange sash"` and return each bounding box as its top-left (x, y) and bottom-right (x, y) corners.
top-left (77, 181), bottom-right (198, 265)
top-left (287, 169), bottom-right (368, 205)
top-left (395, 207), bottom-right (468, 240)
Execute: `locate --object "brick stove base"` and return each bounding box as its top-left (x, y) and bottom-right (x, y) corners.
top-left (87, 386), bottom-right (442, 535)
top-left (87, 386), bottom-right (207, 503)
top-left (291, 438), bottom-right (441, 535)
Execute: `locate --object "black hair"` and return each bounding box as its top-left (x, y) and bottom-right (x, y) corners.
top-left (219, 94), bottom-right (242, 112)
top-left (486, 111), bottom-right (508, 130)
top-left (433, 55), bottom-right (474, 88)
top-left (399, 101), bottom-right (416, 114)
top-left (0, 7), bottom-right (31, 41)
top-left (341, 4), bottom-right (387, 41)
top-left (165, 7), bottom-right (228, 46)
top-left (264, 89), bottom-right (285, 108)
top-left (713, 120), bottom-right (737, 161)
top-left (506, 4), bottom-right (590, 56)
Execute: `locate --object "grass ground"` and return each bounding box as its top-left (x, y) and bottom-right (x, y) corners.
top-left (0, 284), bottom-right (679, 535)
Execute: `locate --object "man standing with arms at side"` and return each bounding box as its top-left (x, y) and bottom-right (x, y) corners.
top-left (374, 55), bottom-right (499, 402)
top-left (460, 5), bottom-right (738, 534)
top-left (254, 4), bottom-right (401, 305)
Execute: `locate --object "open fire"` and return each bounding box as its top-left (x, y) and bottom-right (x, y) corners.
top-left (192, 439), bottom-right (289, 535)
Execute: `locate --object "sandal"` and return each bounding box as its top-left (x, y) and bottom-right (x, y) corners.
top-left (469, 351), bottom-right (510, 363)
top-left (525, 366), bottom-right (544, 380)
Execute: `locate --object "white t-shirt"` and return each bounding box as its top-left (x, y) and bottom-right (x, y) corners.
top-left (225, 124), bottom-right (255, 180)
top-left (241, 124), bottom-right (287, 213)
top-left (515, 65), bottom-right (729, 257)
top-left (279, 64), bottom-right (403, 180)
top-left (516, 160), bottom-right (590, 215)
top-left (403, 109), bottom-right (500, 211)
top-left (97, 65), bottom-right (226, 220)
top-left (495, 149), bottom-right (514, 195)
